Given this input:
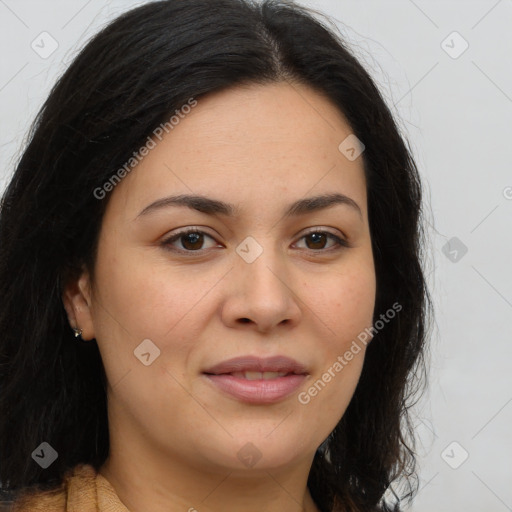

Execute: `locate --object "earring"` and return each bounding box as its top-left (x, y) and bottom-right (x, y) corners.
top-left (73, 327), bottom-right (83, 339)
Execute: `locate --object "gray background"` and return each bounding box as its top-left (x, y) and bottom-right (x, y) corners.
top-left (1, 1), bottom-right (511, 510)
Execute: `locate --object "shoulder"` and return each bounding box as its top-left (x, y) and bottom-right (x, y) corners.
top-left (9, 464), bottom-right (97, 512)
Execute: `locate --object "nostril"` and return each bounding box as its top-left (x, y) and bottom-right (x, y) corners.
top-left (239, 318), bottom-right (251, 323)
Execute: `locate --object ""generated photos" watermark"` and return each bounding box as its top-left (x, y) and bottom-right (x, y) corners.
top-left (93, 97), bottom-right (198, 200)
top-left (298, 301), bottom-right (402, 405)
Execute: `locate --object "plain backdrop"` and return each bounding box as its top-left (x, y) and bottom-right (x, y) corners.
top-left (1, 1), bottom-right (511, 510)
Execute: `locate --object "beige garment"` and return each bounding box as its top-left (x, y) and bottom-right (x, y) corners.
top-left (10, 464), bottom-right (130, 512)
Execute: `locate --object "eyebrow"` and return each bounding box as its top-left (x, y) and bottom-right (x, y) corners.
top-left (136, 192), bottom-right (362, 220)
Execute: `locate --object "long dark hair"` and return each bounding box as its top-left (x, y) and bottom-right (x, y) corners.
top-left (0, 0), bottom-right (432, 510)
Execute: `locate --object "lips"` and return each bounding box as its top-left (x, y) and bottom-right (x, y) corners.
top-left (230, 371), bottom-right (289, 380)
top-left (203, 355), bottom-right (308, 376)
top-left (203, 356), bottom-right (308, 404)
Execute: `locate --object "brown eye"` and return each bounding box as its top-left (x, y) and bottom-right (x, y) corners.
top-left (295, 231), bottom-right (349, 252)
top-left (305, 232), bottom-right (328, 250)
top-left (162, 229), bottom-right (218, 252)
top-left (181, 232), bottom-right (204, 250)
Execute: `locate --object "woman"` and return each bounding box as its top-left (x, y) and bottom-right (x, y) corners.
top-left (0, 0), bottom-right (432, 510)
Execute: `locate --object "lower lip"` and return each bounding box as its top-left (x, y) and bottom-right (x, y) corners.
top-left (204, 374), bottom-right (306, 404)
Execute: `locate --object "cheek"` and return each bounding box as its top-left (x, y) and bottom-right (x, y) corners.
top-left (92, 247), bottom-right (215, 341)
top-left (297, 269), bottom-right (375, 436)
top-left (307, 263), bottom-right (376, 343)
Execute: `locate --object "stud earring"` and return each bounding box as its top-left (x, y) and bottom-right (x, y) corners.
top-left (73, 327), bottom-right (83, 339)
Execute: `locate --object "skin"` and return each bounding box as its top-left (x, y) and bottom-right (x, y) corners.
top-left (63, 81), bottom-right (376, 512)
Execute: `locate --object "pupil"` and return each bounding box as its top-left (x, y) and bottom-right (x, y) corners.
top-left (308, 233), bottom-right (325, 249)
top-left (183, 233), bottom-right (203, 250)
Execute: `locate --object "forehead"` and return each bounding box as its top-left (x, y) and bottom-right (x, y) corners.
top-left (103, 81), bottom-right (368, 221)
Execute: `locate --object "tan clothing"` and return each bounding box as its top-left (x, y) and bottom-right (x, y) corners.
top-left (9, 464), bottom-right (129, 512)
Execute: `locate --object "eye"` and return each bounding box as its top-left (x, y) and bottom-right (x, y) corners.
top-left (294, 230), bottom-right (349, 251)
top-left (161, 228), bottom-right (220, 252)
top-left (161, 228), bottom-right (350, 255)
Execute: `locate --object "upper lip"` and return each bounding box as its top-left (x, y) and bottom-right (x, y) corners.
top-left (203, 356), bottom-right (308, 375)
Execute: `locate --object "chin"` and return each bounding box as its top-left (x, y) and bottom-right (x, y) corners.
top-left (193, 429), bottom-right (317, 473)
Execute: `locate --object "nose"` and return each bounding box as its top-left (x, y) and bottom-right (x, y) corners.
top-left (220, 247), bottom-right (302, 334)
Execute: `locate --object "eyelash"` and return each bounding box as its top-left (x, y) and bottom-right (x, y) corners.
top-left (161, 227), bottom-right (350, 255)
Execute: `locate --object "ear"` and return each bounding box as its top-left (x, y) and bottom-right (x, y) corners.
top-left (62, 268), bottom-right (96, 341)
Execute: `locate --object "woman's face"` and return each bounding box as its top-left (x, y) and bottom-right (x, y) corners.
top-left (68, 81), bottom-right (376, 475)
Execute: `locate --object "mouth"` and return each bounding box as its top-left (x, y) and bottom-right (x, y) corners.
top-left (226, 371), bottom-right (292, 380)
top-left (202, 356), bottom-right (308, 404)
top-left (203, 355), bottom-right (308, 375)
